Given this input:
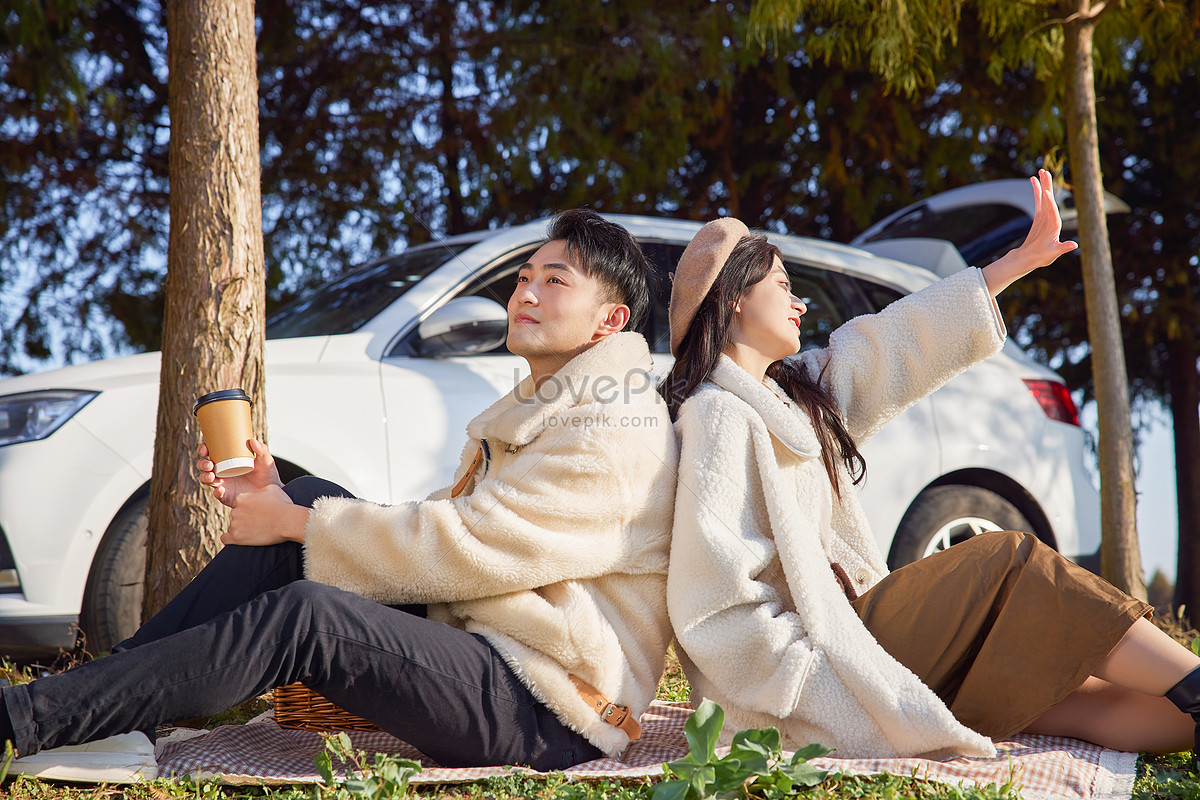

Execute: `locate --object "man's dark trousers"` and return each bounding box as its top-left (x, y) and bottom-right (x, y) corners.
top-left (3, 477), bottom-right (601, 769)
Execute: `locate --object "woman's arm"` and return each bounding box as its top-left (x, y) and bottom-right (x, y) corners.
top-left (797, 170), bottom-right (1076, 444)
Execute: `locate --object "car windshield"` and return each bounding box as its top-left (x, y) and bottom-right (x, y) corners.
top-left (266, 243), bottom-right (471, 338)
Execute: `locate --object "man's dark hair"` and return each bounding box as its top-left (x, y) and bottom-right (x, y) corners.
top-left (545, 209), bottom-right (653, 332)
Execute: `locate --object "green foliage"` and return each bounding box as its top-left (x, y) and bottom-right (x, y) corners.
top-left (1134, 751), bottom-right (1200, 800)
top-left (314, 730), bottom-right (423, 799)
top-left (652, 699), bottom-right (831, 800)
top-left (0, 0), bottom-right (1043, 375)
top-left (749, 0), bottom-right (966, 97)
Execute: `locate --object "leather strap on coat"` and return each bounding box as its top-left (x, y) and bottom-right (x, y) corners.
top-left (569, 675), bottom-right (642, 740)
top-left (830, 562), bottom-right (859, 602)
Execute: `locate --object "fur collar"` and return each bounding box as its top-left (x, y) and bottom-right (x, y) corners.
top-left (467, 331), bottom-right (656, 446)
top-left (708, 355), bottom-right (820, 461)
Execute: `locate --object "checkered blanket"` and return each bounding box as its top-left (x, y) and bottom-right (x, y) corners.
top-left (155, 701), bottom-right (1137, 800)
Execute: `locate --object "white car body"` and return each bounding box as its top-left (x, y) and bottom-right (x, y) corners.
top-left (0, 213), bottom-right (1101, 658)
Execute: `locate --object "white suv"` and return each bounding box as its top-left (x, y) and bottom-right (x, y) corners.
top-left (0, 213), bottom-right (1100, 659)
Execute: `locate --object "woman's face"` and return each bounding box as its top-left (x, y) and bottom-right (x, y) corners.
top-left (728, 257), bottom-right (807, 363)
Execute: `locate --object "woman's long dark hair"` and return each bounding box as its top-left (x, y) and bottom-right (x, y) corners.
top-left (661, 234), bottom-right (866, 499)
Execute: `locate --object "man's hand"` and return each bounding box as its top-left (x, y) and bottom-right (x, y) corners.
top-left (981, 169), bottom-right (1079, 296)
top-left (197, 437), bottom-right (283, 509)
top-left (223, 484), bottom-right (310, 546)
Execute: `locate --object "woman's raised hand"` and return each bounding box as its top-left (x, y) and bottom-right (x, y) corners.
top-left (981, 169), bottom-right (1079, 296)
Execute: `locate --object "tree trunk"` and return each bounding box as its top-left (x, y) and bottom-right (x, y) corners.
top-left (1062, 6), bottom-right (1145, 599)
top-left (436, 3), bottom-right (466, 234)
top-left (145, 0), bottom-right (266, 619)
top-left (1170, 315), bottom-right (1200, 618)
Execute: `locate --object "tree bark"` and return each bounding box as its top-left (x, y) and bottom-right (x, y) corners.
top-left (435, 3), bottom-right (466, 234)
top-left (145, 0), bottom-right (266, 619)
top-left (1062, 4), bottom-right (1145, 599)
top-left (1170, 313), bottom-right (1200, 618)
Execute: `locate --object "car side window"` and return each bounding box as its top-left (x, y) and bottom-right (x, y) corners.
top-left (641, 242), bottom-right (685, 354)
top-left (445, 250), bottom-right (534, 355)
top-left (390, 239), bottom-right (683, 358)
top-left (387, 249), bottom-right (531, 358)
top-left (784, 262), bottom-right (855, 352)
top-left (851, 277), bottom-right (907, 313)
top-left (459, 240), bottom-right (681, 355)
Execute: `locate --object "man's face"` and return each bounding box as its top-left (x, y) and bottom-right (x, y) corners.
top-left (506, 239), bottom-right (625, 372)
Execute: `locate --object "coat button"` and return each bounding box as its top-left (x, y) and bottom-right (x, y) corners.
top-left (854, 568), bottom-right (869, 584)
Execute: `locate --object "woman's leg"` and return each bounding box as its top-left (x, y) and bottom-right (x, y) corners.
top-left (855, 531), bottom-right (1150, 739)
top-left (1025, 676), bottom-right (1193, 753)
top-left (1092, 617), bottom-right (1200, 694)
top-left (115, 476), bottom-right (355, 651)
top-left (6, 581), bottom-right (598, 770)
top-left (1025, 612), bottom-right (1200, 753)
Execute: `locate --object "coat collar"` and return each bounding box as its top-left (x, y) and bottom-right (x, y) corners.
top-left (467, 331), bottom-right (655, 446)
top-left (708, 355), bottom-right (821, 460)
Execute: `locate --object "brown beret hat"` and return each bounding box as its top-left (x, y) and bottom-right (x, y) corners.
top-left (669, 218), bottom-right (750, 355)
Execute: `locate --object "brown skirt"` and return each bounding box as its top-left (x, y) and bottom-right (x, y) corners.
top-left (851, 530), bottom-right (1150, 740)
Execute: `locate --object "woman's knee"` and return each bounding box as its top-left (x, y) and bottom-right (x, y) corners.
top-left (972, 529), bottom-right (1038, 560)
top-left (283, 476), bottom-right (356, 508)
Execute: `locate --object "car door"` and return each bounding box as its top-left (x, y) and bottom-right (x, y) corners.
top-left (377, 246), bottom-right (538, 503)
top-left (829, 273), bottom-right (945, 558)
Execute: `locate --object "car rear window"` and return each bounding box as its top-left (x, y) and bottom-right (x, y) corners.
top-left (860, 203), bottom-right (1031, 266)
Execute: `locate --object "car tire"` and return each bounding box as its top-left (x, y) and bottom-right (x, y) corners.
top-left (80, 496), bottom-right (148, 654)
top-left (888, 485), bottom-right (1034, 569)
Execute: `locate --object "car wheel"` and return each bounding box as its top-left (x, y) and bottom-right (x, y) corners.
top-left (80, 496), bottom-right (147, 654)
top-left (888, 485), bottom-right (1034, 569)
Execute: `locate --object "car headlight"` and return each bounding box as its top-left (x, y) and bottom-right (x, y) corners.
top-left (0, 390), bottom-right (99, 447)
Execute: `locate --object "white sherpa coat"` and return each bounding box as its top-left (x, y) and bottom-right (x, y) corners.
top-left (668, 268), bottom-right (1008, 760)
top-left (303, 332), bottom-right (678, 757)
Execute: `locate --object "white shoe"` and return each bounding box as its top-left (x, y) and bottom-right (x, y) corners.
top-left (6, 731), bottom-right (158, 783)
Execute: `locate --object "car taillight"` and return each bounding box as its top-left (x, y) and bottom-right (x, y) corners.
top-left (1023, 379), bottom-right (1081, 426)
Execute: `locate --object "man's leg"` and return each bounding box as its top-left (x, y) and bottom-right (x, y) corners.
top-left (115, 477), bottom-right (354, 651)
top-left (7, 581), bottom-right (598, 770)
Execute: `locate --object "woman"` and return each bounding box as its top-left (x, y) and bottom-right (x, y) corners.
top-left (663, 170), bottom-right (1200, 760)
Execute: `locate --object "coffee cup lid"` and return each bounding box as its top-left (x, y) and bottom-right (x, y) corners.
top-left (194, 388), bottom-right (252, 415)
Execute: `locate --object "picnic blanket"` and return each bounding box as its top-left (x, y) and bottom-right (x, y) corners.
top-left (155, 701), bottom-right (1138, 800)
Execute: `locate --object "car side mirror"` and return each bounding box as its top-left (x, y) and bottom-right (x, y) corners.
top-left (414, 297), bottom-right (509, 357)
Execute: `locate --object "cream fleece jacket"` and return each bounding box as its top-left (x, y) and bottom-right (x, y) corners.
top-left (303, 332), bottom-right (679, 757)
top-left (668, 268), bottom-right (1007, 759)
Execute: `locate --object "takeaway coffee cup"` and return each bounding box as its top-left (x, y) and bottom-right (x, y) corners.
top-left (193, 389), bottom-right (255, 478)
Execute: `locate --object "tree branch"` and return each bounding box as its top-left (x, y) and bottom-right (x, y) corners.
top-left (1024, 0), bottom-right (1109, 40)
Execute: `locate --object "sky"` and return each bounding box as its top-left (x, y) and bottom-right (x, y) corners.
top-left (1137, 415), bottom-right (1182, 581)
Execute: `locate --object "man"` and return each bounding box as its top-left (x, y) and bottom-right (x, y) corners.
top-left (2, 210), bottom-right (678, 774)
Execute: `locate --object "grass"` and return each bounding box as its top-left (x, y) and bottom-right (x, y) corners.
top-left (6, 617), bottom-right (1200, 799)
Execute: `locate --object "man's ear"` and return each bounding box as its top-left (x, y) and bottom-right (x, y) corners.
top-left (593, 303), bottom-right (631, 339)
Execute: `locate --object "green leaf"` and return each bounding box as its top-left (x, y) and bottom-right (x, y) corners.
top-left (687, 764), bottom-right (717, 796)
top-left (792, 742), bottom-right (834, 761)
top-left (0, 740), bottom-right (12, 784)
top-left (652, 777), bottom-right (694, 800)
top-left (683, 698), bottom-right (724, 762)
top-left (784, 761), bottom-right (829, 788)
top-left (712, 756), bottom-right (758, 791)
top-left (730, 726), bottom-right (780, 761)
top-left (666, 749), bottom-right (712, 779)
top-left (314, 749), bottom-right (336, 786)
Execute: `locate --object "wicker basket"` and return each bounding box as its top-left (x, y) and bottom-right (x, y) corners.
top-left (272, 682), bottom-right (381, 732)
